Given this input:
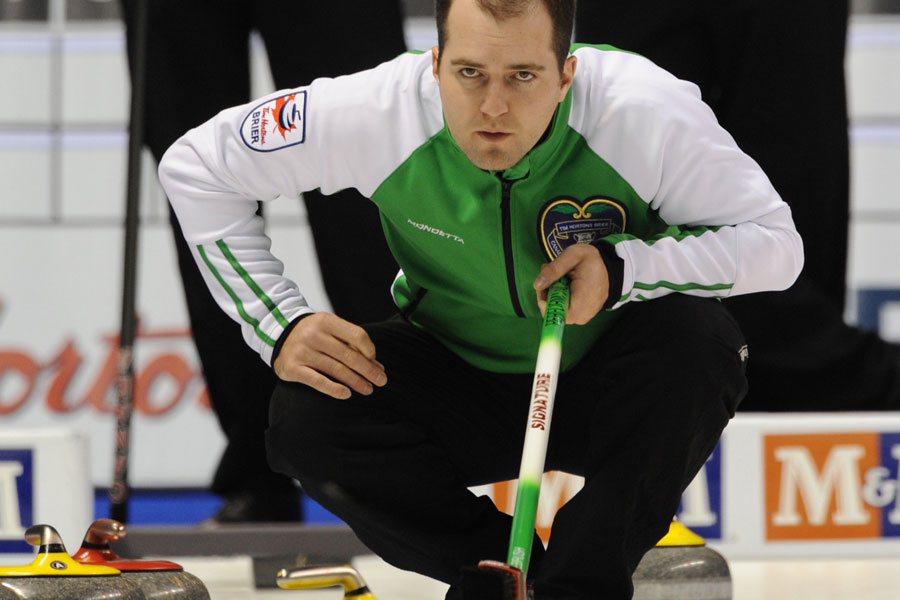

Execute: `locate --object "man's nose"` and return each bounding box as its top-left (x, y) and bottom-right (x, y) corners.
top-left (480, 82), bottom-right (509, 118)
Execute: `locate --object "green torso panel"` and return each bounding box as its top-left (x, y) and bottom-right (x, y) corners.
top-left (371, 93), bottom-right (668, 373)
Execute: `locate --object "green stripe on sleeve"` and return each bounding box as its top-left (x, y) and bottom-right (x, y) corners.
top-left (617, 282), bottom-right (728, 306)
top-left (197, 244), bottom-right (277, 347)
top-left (215, 239), bottom-right (291, 328)
top-left (632, 280), bottom-right (733, 293)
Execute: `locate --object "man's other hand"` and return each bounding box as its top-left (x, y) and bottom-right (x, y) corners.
top-left (273, 312), bottom-right (387, 399)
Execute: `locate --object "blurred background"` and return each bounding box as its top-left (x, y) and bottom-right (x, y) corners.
top-left (0, 0), bottom-right (899, 531)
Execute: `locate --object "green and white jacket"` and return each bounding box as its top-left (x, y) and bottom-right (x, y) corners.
top-left (159, 45), bottom-right (803, 373)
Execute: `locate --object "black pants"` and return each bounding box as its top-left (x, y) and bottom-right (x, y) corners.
top-left (121, 0), bottom-right (404, 497)
top-left (576, 0), bottom-right (900, 410)
top-left (267, 295), bottom-right (747, 599)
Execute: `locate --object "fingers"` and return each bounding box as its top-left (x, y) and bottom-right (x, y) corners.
top-left (324, 316), bottom-right (378, 361)
top-left (274, 313), bottom-right (387, 399)
top-left (292, 366), bottom-right (357, 400)
top-left (532, 244), bottom-right (609, 325)
top-left (534, 253), bottom-right (575, 317)
top-left (533, 253), bottom-right (575, 292)
top-left (311, 331), bottom-right (387, 393)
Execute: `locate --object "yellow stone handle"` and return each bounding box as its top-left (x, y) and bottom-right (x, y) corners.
top-left (276, 565), bottom-right (377, 599)
top-left (655, 519), bottom-right (707, 547)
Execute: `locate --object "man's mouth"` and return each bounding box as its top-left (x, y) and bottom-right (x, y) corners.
top-left (477, 131), bottom-right (511, 142)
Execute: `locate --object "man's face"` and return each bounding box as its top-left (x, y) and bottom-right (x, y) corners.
top-left (433, 0), bottom-right (576, 171)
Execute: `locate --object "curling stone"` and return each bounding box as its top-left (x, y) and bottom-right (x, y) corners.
top-left (0, 523), bottom-right (143, 600)
top-left (277, 564), bottom-right (378, 600)
top-left (632, 520), bottom-right (731, 600)
top-left (72, 518), bottom-right (210, 600)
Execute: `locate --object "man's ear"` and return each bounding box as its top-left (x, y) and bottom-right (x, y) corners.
top-left (432, 46), bottom-right (440, 83)
top-left (558, 55), bottom-right (577, 102)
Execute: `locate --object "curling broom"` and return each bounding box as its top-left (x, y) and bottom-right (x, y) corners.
top-left (460, 277), bottom-right (570, 600)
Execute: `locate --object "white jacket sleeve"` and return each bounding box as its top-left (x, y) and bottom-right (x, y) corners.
top-left (571, 47), bottom-right (804, 307)
top-left (158, 101), bottom-right (314, 366)
top-left (158, 52), bottom-right (438, 365)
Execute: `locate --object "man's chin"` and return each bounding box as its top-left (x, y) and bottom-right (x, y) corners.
top-left (466, 149), bottom-right (519, 172)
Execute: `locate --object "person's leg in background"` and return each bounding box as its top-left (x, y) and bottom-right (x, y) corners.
top-left (575, 0), bottom-right (900, 411)
top-left (255, 1), bottom-right (406, 323)
top-left (121, 0), bottom-right (300, 522)
top-left (706, 0), bottom-right (900, 409)
top-left (122, 0), bottom-right (411, 521)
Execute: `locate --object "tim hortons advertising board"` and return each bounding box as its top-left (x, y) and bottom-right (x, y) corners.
top-left (0, 219), bottom-right (330, 488)
top-left (0, 226), bottom-right (225, 488)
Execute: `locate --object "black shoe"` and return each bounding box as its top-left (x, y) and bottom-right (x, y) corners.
top-left (208, 489), bottom-right (303, 524)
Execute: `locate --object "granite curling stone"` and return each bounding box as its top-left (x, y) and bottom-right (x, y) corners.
top-left (0, 523), bottom-right (143, 600)
top-left (72, 518), bottom-right (210, 600)
top-left (632, 520), bottom-right (731, 600)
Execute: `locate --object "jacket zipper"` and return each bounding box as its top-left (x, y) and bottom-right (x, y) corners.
top-left (500, 176), bottom-right (526, 318)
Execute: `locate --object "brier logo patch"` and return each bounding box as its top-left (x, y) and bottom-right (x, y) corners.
top-left (240, 91), bottom-right (308, 152)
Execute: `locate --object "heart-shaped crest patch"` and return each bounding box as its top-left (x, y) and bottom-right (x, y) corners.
top-left (539, 196), bottom-right (627, 260)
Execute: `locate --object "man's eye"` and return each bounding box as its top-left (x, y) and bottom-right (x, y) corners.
top-left (515, 71), bottom-right (535, 82)
top-left (460, 68), bottom-right (480, 78)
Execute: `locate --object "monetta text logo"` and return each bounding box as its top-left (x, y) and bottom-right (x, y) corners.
top-left (241, 91), bottom-right (307, 152)
top-left (765, 432), bottom-right (900, 540)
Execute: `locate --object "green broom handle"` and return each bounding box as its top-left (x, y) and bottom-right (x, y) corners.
top-left (507, 277), bottom-right (570, 573)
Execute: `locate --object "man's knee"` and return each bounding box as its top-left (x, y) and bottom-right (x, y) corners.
top-left (265, 380), bottom-right (349, 482)
top-left (644, 295), bottom-right (748, 414)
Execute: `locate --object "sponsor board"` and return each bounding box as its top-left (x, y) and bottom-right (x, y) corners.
top-left (0, 224), bottom-right (326, 489)
top-left (0, 449), bottom-right (32, 554)
top-left (765, 432), bottom-right (900, 540)
top-left (0, 319), bottom-right (209, 418)
top-left (0, 231), bottom-right (218, 489)
top-left (680, 442), bottom-right (722, 540)
top-left (484, 443), bottom-right (722, 543)
top-left (490, 471), bottom-right (585, 543)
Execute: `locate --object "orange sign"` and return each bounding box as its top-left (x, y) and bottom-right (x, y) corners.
top-left (765, 432), bottom-right (882, 540)
top-left (489, 472), bottom-right (584, 543)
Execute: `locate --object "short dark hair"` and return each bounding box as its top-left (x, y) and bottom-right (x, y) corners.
top-left (435, 0), bottom-right (575, 71)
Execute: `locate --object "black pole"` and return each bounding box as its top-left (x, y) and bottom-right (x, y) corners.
top-left (111, 0), bottom-right (148, 524)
